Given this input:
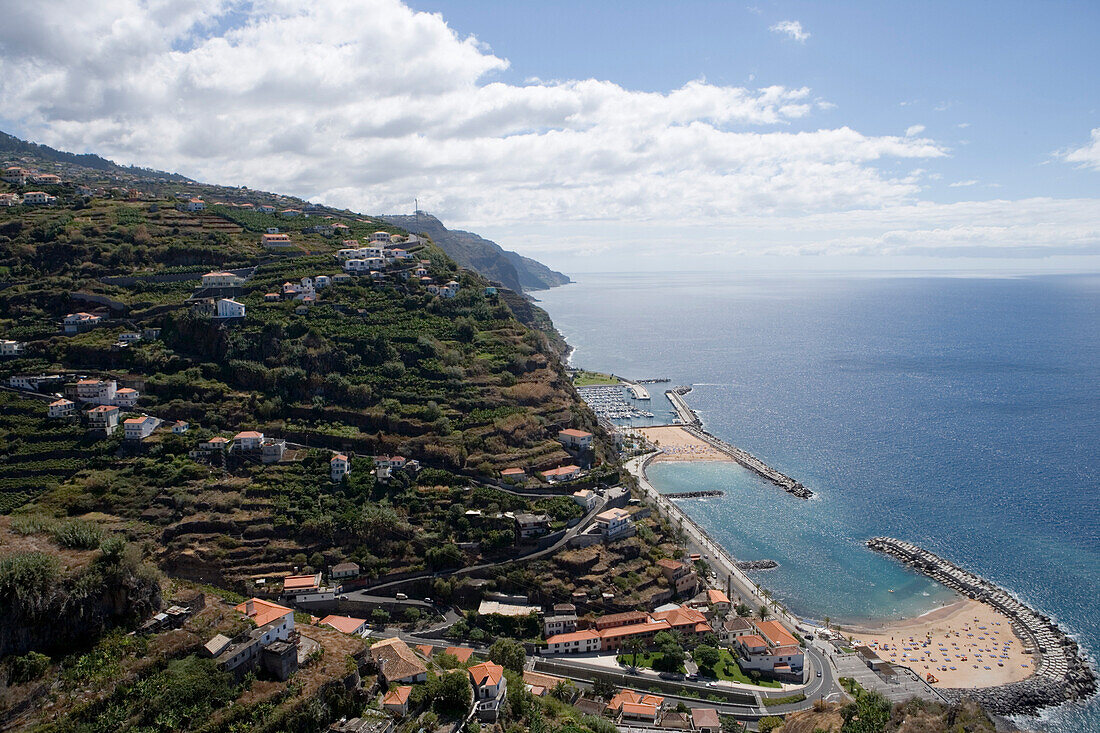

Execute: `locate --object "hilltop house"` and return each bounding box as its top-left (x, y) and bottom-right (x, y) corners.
top-left (261, 232), bottom-right (292, 249)
top-left (172, 421), bottom-right (190, 434)
top-left (124, 415), bottom-right (161, 441)
top-left (215, 298), bottom-right (246, 319)
top-left (469, 662), bottom-right (507, 721)
top-left (0, 339), bottom-right (25, 356)
top-left (207, 598), bottom-right (297, 680)
top-left (233, 430), bottom-right (264, 450)
top-left (558, 429), bottom-right (594, 451)
top-left (374, 455), bottom-right (406, 470)
top-left (330, 453), bottom-right (351, 481)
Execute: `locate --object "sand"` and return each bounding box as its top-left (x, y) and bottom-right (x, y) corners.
top-left (637, 425), bottom-right (726, 461)
top-left (833, 598), bottom-right (1034, 688)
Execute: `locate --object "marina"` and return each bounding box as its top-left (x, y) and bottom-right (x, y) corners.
top-left (575, 384), bottom-right (661, 422)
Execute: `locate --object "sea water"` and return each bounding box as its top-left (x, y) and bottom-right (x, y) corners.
top-left (536, 272), bottom-right (1099, 730)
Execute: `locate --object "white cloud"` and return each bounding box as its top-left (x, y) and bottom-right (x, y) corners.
top-left (770, 20), bottom-right (810, 43)
top-left (949, 180), bottom-right (978, 187)
top-left (0, 0), bottom-right (1094, 268)
top-left (1059, 128), bottom-right (1100, 171)
top-left (957, 122), bottom-right (970, 129)
top-left (905, 124), bottom-right (926, 137)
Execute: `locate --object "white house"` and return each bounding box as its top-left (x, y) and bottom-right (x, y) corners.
top-left (0, 339), bottom-right (24, 356)
top-left (440, 283), bottom-right (458, 299)
top-left (374, 455), bottom-right (407, 469)
top-left (595, 508), bottom-right (632, 540)
top-left (63, 312), bottom-right (103, 334)
top-left (469, 662), bottom-right (508, 722)
top-left (118, 332), bottom-right (142, 343)
top-left (314, 275), bottom-right (331, 288)
top-left (198, 436), bottom-right (230, 451)
top-left (233, 430), bottom-right (264, 450)
top-left (543, 629), bottom-right (602, 655)
top-left (48, 399), bottom-right (75, 418)
top-left (370, 231), bottom-right (390, 242)
top-left (201, 271), bottom-right (244, 287)
top-left (261, 233), bottom-right (292, 248)
top-left (185, 198), bottom-right (205, 211)
top-left (22, 191), bottom-right (56, 205)
top-left (330, 562), bottom-right (360, 580)
top-left (1, 167), bottom-right (29, 185)
top-left (0, 194), bottom-right (19, 207)
top-left (558, 429), bottom-right (594, 451)
top-left (331, 453), bottom-right (351, 481)
top-left (261, 439), bottom-right (287, 463)
top-left (172, 421), bottom-right (190, 433)
top-left (114, 387), bottom-right (140, 408)
top-left (216, 298), bottom-right (246, 319)
top-left (572, 489), bottom-right (599, 512)
top-left (76, 379), bottom-right (117, 405)
top-left (124, 415), bottom-right (161, 441)
top-left (86, 405), bottom-right (120, 434)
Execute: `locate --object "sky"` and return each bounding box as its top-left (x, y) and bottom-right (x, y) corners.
top-left (0, 0), bottom-right (1098, 274)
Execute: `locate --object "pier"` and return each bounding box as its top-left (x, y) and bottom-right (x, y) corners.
top-left (624, 381), bottom-right (650, 400)
top-left (662, 490), bottom-right (724, 499)
top-left (663, 389), bottom-right (813, 499)
top-left (867, 537), bottom-right (1096, 715)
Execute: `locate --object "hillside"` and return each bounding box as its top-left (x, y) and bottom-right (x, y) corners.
top-left (382, 213), bottom-right (571, 293)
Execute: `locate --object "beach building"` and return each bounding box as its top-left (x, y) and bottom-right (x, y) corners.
top-left (331, 453), bottom-right (351, 481)
top-left (735, 619), bottom-right (804, 678)
top-left (690, 588), bottom-right (731, 616)
top-left (370, 638), bottom-right (427, 684)
top-left (557, 428), bottom-right (593, 451)
top-left (722, 616), bottom-right (756, 644)
top-left (469, 661), bottom-right (507, 721)
top-left (48, 398), bottom-right (75, 418)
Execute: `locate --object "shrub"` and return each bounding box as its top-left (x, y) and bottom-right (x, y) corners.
top-left (51, 520), bottom-right (105, 549)
top-left (9, 651), bottom-right (50, 683)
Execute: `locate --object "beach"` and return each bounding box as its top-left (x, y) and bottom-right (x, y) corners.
top-left (637, 425), bottom-right (727, 461)
top-left (833, 598), bottom-right (1034, 688)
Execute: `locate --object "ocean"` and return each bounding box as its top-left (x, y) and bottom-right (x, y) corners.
top-left (535, 271), bottom-right (1100, 730)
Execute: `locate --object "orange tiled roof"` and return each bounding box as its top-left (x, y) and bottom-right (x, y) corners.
top-left (283, 574), bottom-right (318, 590)
top-left (443, 646), bottom-right (474, 663)
top-left (320, 615), bottom-right (365, 634)
top-left (546, 629), bottom-right (600, 645)
top-left (382, 685), bottom-right (411, 706)
top-left (755, 620), bottom-right (799, 648)
top-left (235, 598), bottom-right (293, 627)
top-left (468, 661), bottom-right (504, 687)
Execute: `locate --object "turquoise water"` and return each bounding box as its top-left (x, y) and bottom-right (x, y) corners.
top-left (536, 272), bottom-right (1100, 730)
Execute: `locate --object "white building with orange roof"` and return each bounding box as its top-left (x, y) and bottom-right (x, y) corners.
top-left (606, 690), bottom-right (664, 722)
top-left (595, 507), bottom-right (632, 539)
top-left (320, 614), bottom-right (367, 635)
top-left (48, 398), bottom-right (75, 418)
top-left (233, 430), bottom-right (264, 450)
top-left (215, 298), bottom-right (246, 318)
top-left (469, 661), bottom-right (507, 721)
top-left (201, 271), bottom-right (244, 287)
top-left (370, 638), bottom-right (427, 684)
top-left (651, 605), bottom-right (712, 641)
top-left (123, 415), bottom-right (161, 441)
top-left (261, 232), bottom-right (292, 248)
top-left (22, 191), bottom-right (55, 205)
top-left (185, 198), bottom-right (205, 211)
top-left (735, 619), bottom-right (804, 677)
top-left (572, 489), bottom-right (598, 511)
top-left (330, 453), bottom-right (351, 481)
top-left (63, 312), bottom-right (103, 334)
top-left (114, 387), bottom-right (139, 408)
top-left (198, 436), bottom-right (230, 451)
top-left (86, 404), bottom-right (120, 434)
top-left (75, 378), bottom-right (116, 405)
top-left (557, 428), bottom-right (593, 451)
top-left (544, 629), bottom-right (602, 655)
top-left (382, 685), bottom-right (412, 716)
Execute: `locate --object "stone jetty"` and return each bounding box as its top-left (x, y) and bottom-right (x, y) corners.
top-left (736, 559), bottom-right (779, 571)
top-left (663, 490), bottom-right (725, 499)
top-left (867, 537), bottom-right (1097, 715)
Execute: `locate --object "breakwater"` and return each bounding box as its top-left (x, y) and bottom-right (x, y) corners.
top-left (663, 389), bottom-right (812, 499)
top-left (867, 537), bottom-right (1097, 716)
top-left (736, 559), bottom-right (779, 571)
top-left (663, 490), bottom-right (724, 499)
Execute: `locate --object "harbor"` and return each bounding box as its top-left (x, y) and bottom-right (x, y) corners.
top-left (575, 384), bottom-right (661, 422)
top-left (867, 537), bottom-right (1097, 715)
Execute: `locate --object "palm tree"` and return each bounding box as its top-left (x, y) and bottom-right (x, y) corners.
top-left (824, 616), bottom-right (831, 631)
top-left (757, 604), bottom-right (770, 621)
top-left (624, 637), bottom-right (644, 669)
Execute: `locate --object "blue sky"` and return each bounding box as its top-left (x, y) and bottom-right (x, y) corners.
top-left (0, 0), bottom-right (1097, 273)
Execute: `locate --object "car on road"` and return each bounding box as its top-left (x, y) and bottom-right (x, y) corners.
top-left (816, 671), bottom-right (822, 678)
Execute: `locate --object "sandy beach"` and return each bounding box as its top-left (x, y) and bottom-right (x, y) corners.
top-left (833, 597), bottom-right (1034, 688)
top-left (637, 425), bottom-right (727, 461)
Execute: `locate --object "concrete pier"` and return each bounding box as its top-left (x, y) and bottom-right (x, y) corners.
top-left (867, 537), bottom-right (1097, 715)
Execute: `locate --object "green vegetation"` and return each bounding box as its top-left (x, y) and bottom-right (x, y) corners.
top-left (763, 691), bottom-right (807, 707)
top-left (488, 637), bottom-right (527, 672)
top-left (693, 649), bottom-right (781, 688)
top-left (757, 716), bottom-right (784, 733)
top-left (571, 370), bottom-right (620, 386)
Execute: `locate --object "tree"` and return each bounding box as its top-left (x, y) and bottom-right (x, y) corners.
top-left (841, 689), bottom-right (891, 733)
top-left (592, 678), bottom-right (616, 700)
top-left (758, 716), bottom-right (784, 733)
top-left (488, 637), bottom-right (526, 672)
top-left (371, 608), bottom-right (390, 626)
top-left (623, 637), bottom-right (645, 669)
top-left (757, 604), bottom-right (771, 621)
top-left (428, 670), bottom-right (472, 713)
top-left (653, 636), bottom-right (685, 673)
top-left (693, 645), bottom-right (721, 673)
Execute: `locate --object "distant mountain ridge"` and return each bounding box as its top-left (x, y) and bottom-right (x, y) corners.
top-left (382, 213), bottom-right (570, 293)
top-left (0, 130), bottom-right (192, 182)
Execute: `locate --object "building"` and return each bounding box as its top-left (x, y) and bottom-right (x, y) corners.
top-left (215, 298), bottom-right (246, 319)
top-left (370, 231), bottom-right (391, 242)
top-left (558, 428), bottom-right (594, 451)
top-left (651, 605), bottom-right (712, 641)
top-left (86, 405), bottom-right (120, 434)
top-left (261, 232), bottom-right (293, 248)
top-left (735, 619), bottom-right (804, 677)
top-left (594, 611), bottom-right (648, 631)
top-left (606, 690), bottom-right (664, 722)
top-left (443, 647), bottom-right (474, 665)
top-left (595, 508), bottom-right (632, 540)
top-left (282, 572), bottom-right (322, 597)
top-left (1, 167), bottom-right (29, 184)
top-left (597, 620), bottom-right (673, 652)
top-left (320, 615), bottom-right (367, 635)
top-left (0, 193), bottom-right (19, 206)
top-left (469, 662), bottom-right (507, 721)
top-left (541, 464), bottom-right (580, 482)
top-left (201, 271), bottom-right (244, 287)
top-left (514, 512), bottom-right (552, 540)
top-left (331, 453), bottom-right (351, 481)
top-left (172, 421), bottom-right (190, 434)
top-left (657, 558), bottom-right (699, 597)
top-left (198, 436), bottom-right (230, 452)
top-left (382, 685), bottom-right (412, 717)
top-left (22, 191), bottom-right (56, 205)
top-left (374, 455), bottom-right (406, 470)
top-left (210, 598), bottom-right (297, 679)
top-left (48, 398), bottom-right (75, 418)
top-left (233, 430), bottom-right (264, 450)
top-left (123, 415), bottom-right (161, 441)
top-left (114, 387), bottom-right (140, 408)
top-left (330, 562), bottom-right (360, 580)
top-left (185, 198), bottom-right (205, 211)
top-left (500, 467), bottom-right (525, 481)
top-left (76, 378), bottom-right (117, 405)
top-left (63, 312), bottom-right (103, 334)
top-left (692, 708), bottom-right (721, 733)
top-left (722, 616), bottom-right (756, 644)
top-left (0, 339), bottom-right (24, 356)
top-left (543, 629), bottom-right (602, 655)
top-left (572, 489), bottom-right (598, 511)
top-left (261, 439), bottom-right (286, 463)
top-left (542, 604), bottom-right (578, 637)
top-left (370, 638), bottom-right (427, 684)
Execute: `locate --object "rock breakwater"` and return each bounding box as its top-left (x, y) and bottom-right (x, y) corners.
top-left (867, 536), bottom-right (1096, 716)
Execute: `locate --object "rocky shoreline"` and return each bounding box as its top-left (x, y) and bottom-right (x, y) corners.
top-left (735, 559), bottom-right (779, 571)
top-left (868, 537), bottom-right (1097, 716)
